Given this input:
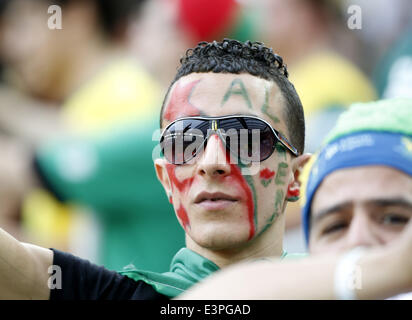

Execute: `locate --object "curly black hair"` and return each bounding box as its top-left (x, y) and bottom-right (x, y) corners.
top-left (160, 39), bottom-right (305, 155)
top-left (176, 39), bottom-right (289, 79)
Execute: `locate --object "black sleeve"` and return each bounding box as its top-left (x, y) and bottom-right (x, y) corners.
top-left (49, 249), bottom-right (168, 300)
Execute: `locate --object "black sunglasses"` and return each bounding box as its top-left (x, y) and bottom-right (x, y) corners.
top-left (160, 115), bottom-right (299, 165)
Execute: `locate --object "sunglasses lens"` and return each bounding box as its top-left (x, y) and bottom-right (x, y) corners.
top-left (161, 117), bottom-right (280, 164)
top-left (259, 126), bottom-right (277, 160)
top-left (221, 118), bottom-right (277, 162)
top-left (161, 119), bottom-right (207, 164)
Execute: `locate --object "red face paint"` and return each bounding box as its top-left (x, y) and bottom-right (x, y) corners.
top-left (163, 80), bottom-right (201, 122)
top-left (287, 187), bottom-right (300, 198)
top-left (165, 135), bottom-right (256, 240)
top-left (166, 164), bottom-right (194, 193)
top-left (166, 164), bottom-right (194, 230)
top-left (177, 205), bottom-right (190, 230)
top-left (228, 162), bottom-right (256, 240)
top-left (259, 168), bottom-right (275, 180)
top-left (213, 136), bottom-right (255, 240)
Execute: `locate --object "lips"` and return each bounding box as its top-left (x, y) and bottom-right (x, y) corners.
top-left (194, 191), bottom-right (239, 203)
top-left (194, 191), bottom-right (239, 211)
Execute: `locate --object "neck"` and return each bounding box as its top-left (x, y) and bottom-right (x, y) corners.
top-left (186, 218), bottom-right (285, 268)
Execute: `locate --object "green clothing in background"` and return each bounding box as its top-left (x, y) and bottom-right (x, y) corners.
top-left (374, 26), bottom-right (412, 99)
top-left (35, 117), bottom-right (185, 272)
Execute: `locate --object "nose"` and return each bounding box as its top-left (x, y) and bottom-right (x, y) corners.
top-left (344, 207), bottom-right (380, 249)
top-left (196, 134), bottom-right (231, 178)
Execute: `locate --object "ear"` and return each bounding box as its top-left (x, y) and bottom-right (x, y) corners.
top-left (286, 153), bottom-right (311, 202)
top-left (154, 158), bottom-right (173, 202)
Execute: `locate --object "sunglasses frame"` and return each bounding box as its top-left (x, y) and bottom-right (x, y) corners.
top-left (160, 115), bottom-right (300, 164)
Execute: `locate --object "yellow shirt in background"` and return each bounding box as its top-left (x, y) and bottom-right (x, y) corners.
top-left (23, 58), bottom-right (163, 253)
top-left (62, 58), bottom-right (162, 134)
top-left (290, 50), bottom-right (376, 116)
top-left (294, 51), bottom-right (377, 209)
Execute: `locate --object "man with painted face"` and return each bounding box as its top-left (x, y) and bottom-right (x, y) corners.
top-left (0, 39), bottom-right (311, 299)
top-left (150, 39), bottom-right (309, 268)
top-left (179, 98), bottom-right (412, 299)
top-left (1, 40), bottom-right (411, 300)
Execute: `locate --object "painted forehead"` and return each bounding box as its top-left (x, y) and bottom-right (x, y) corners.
top-left (162, 73), bottom-right (286, 129)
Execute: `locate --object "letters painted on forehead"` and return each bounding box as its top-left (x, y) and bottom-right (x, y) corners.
top-left (163, 80), bottom-right (202, 122)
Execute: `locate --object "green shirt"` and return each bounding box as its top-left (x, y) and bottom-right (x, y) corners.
top-left (120, 248), bottom-right (307, 298)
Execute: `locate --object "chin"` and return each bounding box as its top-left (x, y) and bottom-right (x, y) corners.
top-left (188, 223), bottom-right (250, 250)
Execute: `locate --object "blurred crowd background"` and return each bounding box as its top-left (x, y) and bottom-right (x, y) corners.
top-left (0, 0), bottom-right (411, 271)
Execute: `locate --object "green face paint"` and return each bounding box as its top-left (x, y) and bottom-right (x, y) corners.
top-left (261, 179), bottom-right (272, 187)
top-left (275, 162), bottom-right (289, 185)
top-left (257, 211), bottom-right (278, 236)
top-left (221, 79), bottom-right (253, 109)
top-left (238, 161), bottom-right (258, 238)
top-left (257, 188), bottom-right (284, 237)
top-left (274, 189), bottom-right (285, 213)
top-left (259, 168), bottom-right (275, 187)
top-left (261, 85), bottom-right (280, 124)
top-left (242, 172), bottom-right (258, 236)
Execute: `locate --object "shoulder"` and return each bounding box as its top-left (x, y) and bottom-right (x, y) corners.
top-left (50, 249), bottom-right (168, 300)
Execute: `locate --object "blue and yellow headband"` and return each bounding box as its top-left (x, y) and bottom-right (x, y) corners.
top-left (301, 98), bottom-right (412, 245)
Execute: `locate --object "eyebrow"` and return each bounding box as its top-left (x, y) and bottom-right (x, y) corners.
top-left (369, 198), bottom-right (412, 210)
top-left (311, 197), bottom-right (412, 226)
top-left (311, 201), bottom-right (353, 226)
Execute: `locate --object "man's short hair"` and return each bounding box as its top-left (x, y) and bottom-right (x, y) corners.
top-left (160, 39), bottom-right (305, 155)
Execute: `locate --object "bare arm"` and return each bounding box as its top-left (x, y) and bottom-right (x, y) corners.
top-left (178, 223), bottom-right (412, 300)
top-left (0, 228), bottom-right (52, 299)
